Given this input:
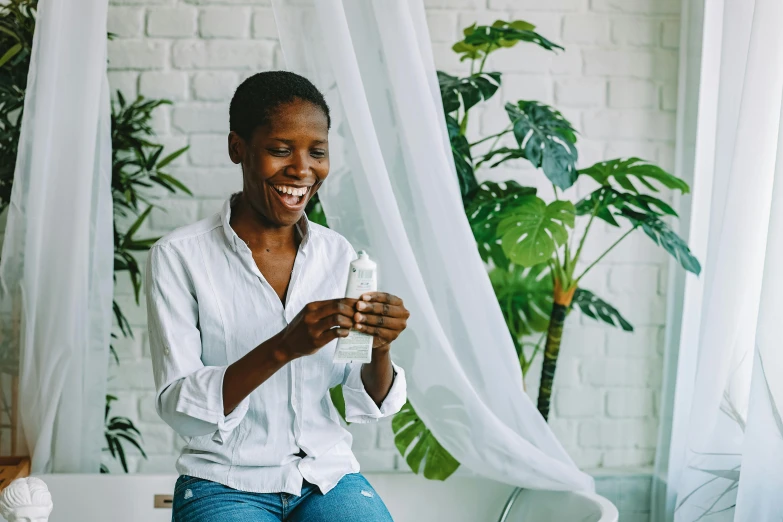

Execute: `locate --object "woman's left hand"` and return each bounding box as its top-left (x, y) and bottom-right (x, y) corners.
top-left (353, 292), bottom-right (409, 351)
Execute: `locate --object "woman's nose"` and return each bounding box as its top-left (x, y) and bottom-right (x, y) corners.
top-left (286, 151), bottom-right (314, 179)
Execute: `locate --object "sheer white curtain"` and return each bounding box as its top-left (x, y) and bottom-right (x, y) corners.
top-left (0, 0), bottom-right (113, 472)
top-left (653, 0), bottom-right (783, 519)
top-left (271, 0), bottom-right (593, 492)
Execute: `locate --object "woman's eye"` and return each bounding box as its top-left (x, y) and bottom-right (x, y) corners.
top-left (311, 149), bottom-right (327, 159)
top-left (268, 148), bottom-right (290, 156)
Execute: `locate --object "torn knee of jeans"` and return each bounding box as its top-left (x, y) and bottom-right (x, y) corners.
top-left (184, 489), bottom-right (193, 500)
top-left (360, 490), bottom-right (374, 498)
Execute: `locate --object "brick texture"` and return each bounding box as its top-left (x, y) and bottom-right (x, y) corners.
top-left (107, 0), bottom-right (681, 483)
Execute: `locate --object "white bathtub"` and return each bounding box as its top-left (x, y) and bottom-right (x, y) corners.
top-left (28, 473), bottom-right (618, 522)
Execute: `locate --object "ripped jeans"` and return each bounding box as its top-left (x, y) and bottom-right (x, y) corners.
top-left (172, 473), bottom-right (394, 522)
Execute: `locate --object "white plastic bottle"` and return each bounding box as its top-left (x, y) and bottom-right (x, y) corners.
top-left (334, 251), bottom-right (377, 364)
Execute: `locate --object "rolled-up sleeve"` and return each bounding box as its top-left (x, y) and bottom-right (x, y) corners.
top-left (341, 361), bottom-right (407, 423)
top-left (146, 244), bottom-right (249, 443)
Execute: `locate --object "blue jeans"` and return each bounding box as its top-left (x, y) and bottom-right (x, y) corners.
top-left (172, 473), bottom-right (394, 522)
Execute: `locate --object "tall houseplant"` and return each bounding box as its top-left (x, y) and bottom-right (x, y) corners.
top-left (387, 20), bottom-right (701, 481)
top-left (444, 20), bottom-right (700, 423)
top-left (0, 0), bottom-right (191, 473)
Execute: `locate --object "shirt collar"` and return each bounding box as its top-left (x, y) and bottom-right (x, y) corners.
top-left (221, 193), bottom-right (312, 253)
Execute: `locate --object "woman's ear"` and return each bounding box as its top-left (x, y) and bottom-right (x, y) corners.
top-left (227, 131), bottom-right (244, 165)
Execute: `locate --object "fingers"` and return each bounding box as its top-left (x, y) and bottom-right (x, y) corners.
top-left (304, 298), bottom-right (358, 322)
top-left (313, 312), bottom-right (354, 335)
top-left (353, 324), bottom-right (400, 343)
top-left (318, 327), bottom-right (350, 344)
top-left (355, 300), bottom-right (409, 318)
top-left (359, 292), bottom-right (403, 306)
top-left (353, 313), bottom-right (407, 331)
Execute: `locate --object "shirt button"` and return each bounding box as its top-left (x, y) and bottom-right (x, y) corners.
top-left (164, 348), bottom-right (170, 356)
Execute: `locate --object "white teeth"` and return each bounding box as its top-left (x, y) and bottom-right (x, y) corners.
top-left (274, 185), bottom-right (308, 197)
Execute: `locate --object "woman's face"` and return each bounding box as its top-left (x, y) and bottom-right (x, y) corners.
top-left (228, 98), bottom-right (329, 227)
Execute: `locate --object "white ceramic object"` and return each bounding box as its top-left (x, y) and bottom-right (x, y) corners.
top-left (34, 473), bottom-right (617, 522)
top-left (0, 477), bottom-right (53, 522)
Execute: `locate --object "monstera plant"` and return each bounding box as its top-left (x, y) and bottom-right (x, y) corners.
top-left (395, 19), bottom-right (699, 480)
top-left (324, 19), bottom-right (700, 481)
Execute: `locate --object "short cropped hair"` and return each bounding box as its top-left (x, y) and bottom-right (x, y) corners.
top-left (229, 71), bottom-right (331, 140)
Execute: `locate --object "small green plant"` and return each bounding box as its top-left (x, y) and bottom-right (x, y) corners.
top-left (0, 0), bottom-right (191, 473)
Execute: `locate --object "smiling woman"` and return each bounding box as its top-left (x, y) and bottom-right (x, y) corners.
top-left (227, 72), bottom-right (330, 227)
top-left (144, 70), bottom-right (410, 522)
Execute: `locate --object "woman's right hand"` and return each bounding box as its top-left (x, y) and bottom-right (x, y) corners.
top-left (276, 298), bottom-right (357, 361)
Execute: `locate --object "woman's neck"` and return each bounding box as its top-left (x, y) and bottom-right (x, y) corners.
top-left (230, 196), bottom-right (299, 253)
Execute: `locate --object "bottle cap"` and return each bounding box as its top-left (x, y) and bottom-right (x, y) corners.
top-left (357, 250), bottom-right (369, 259)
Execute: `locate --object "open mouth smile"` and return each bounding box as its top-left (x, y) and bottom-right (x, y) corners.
top-left (271, 184), bottom-right (311, 210)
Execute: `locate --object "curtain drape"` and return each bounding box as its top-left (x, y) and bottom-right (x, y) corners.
top-left (654, 0), bottom-right (783, 519)
top-left (271, 0), bottom-right (593, 492)
top-left (0, 0), bottom-right (113, 473)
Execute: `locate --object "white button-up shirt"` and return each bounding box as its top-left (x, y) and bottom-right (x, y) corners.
top-left (145, 196), bottom-right (407, 495)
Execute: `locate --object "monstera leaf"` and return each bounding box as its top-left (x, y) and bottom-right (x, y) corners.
top-left (465, 181), bottom-right (537, 267)
top-left (576, 186), bottom-right (677, 227)
top-left (446, 114), bottom-right (478, 200)
top-left (392, 401), bottom-right (460, 481)
top-left (484, 101), bottom-right (578, 190)
top-left (438, 71), bottom-right (502, 114)
top-left (490, 263), bottom-right (554, 339)
top-left (621, 209), bottom-right (702, 275)
top-left (497, 197), bottom-right (575, 266)
top-left (579, 158), bottom-right (689, 194)
top-left (572, 288), bottom-right (633, 331)
top-left (453, 20), bottom-right (563, 62)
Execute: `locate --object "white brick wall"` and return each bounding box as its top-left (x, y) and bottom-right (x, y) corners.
top-left (106, 0), bottom-right (679, 478)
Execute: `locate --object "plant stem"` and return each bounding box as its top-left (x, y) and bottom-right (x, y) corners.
top-left (571, 197), bottom-right (601, 277)
top-left (483, 123), bottom-right (513, 153)
top-left (575, 227), bottom-right (635, 283)
top-left (537, 281), bottom-right (576, 421)
top-left (528, 332), bottom-right (546, 369)
top-left (476, 124), bottom-right (514, 169)
top-left (469, 128), bottom-right (512, 148)
top-left (478, 45), bottom-right (494, 74)
top-left (459, 111), bottom-right (469, 135)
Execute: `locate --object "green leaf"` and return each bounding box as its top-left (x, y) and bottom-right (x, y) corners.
top-left (438, 71), bottom-right (502, 114)
top-left (622, 209), bottom-right (702, 274)
top-left (116, 432), bottom-right (148, 459)
top-left (446, 115), bottom-right (478, 200)
top-left (579, 158), bottom-right (690, 194)
top-left (572, 288), bottom-right (633, 331)
top-left (0, 42), bottom-right (21, 68)
top-left (112, 300), bottom-right (133, 338)
top-left (0, 26), bottom-right (21, 42)
top-left (156, 146), bottom-right (189, 170)
top-left (497, 198), bottom-right (575, 266)
top-left (503, 101), bottom-right (578, 189)
top-left (461, 20), bottom-right (563, 55)
top-left (121, 206), bottom-right (153, 248)
top-left (490, 263), bottom-right (553, 339)
top-left (109, 345), bottom-right (120, 365)
top-left (575, 186), bottom-right (678, 227)
top-left (329, 386), bottom-right (346, 423)
top-left (155, 173), bottom-right (192, 196)
top-left (392, 401), bottom-right (460, 481)
top-left (465, 181), bottom-right (537, 267)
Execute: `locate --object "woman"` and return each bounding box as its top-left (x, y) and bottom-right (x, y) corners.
top-left (146, 71), bottom-right (408, 522)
